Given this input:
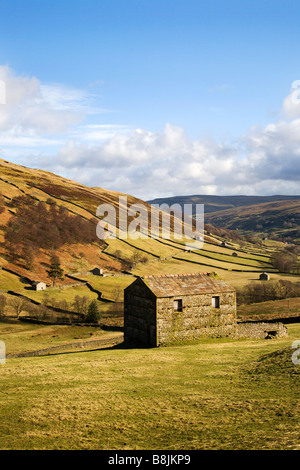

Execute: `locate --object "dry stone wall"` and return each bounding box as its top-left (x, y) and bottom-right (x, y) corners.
top-left (234, 321), bottom-right (288, 339)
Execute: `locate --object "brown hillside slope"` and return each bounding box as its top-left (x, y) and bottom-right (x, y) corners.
top-left (0, 159), bottom-right (206, 285)
top-left (1, 159), bottom-right (290, 292)
top-left (205, 199), bottom-right (300, 238)
top-left (0, 158), bottom-right (153, 283)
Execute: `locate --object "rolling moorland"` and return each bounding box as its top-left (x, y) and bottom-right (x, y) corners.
top-left (148, 194), bottom-right (300, 243)
top-left (0, 158), bottom-right (300, 450)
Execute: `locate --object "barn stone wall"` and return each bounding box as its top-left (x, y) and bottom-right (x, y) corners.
top-left (156, 292), bottom-right (237, 345)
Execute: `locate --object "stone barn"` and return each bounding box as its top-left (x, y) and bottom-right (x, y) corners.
top-left (91, 267), bottom-right (103, 276)
top-left (33, 281), bottom-right (47, 291)
top-left (124, 273), bottom-right (237, 347)
top-left (259, 272), bottom-right (270, 281)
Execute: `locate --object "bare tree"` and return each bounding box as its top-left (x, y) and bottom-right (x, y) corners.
top-left (9, 297), bottom-right (27, 318)
top-left (0, 295), bottom-right (7, 317)
top-left (72, 295), bottom-right (89, 316)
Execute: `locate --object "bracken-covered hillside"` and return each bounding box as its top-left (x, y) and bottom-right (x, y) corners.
top-left (0, 159), bottom-right (296, 292)
top-left (0, 158), bottom-right (151, 283)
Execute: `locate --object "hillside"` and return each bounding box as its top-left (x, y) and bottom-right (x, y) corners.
top-left (205, 200), bottom-right (300, 242)
top-left (0, 159), bottom-right (277, 279)
top-left (0, 158), bottom-right (299, 326)
top-left (0, 158), bottom-right (129, 280)
top-left (148, 194), bottom-right (300, 242)
top-left (148, 194), bottom-right (300, 214)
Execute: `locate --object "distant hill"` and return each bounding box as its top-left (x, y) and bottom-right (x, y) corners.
top-left (148, 194), bottom-right (300, 243)
top-left (205, 199), bottom-right (300, 242)
top-left (148, 194), bottom-right (300, 214)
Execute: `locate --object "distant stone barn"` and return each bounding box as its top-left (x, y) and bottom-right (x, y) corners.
top-left (33, 281), bottom-right (47, 291)
top-left (124, 273), bottom-right (237, 347)
top-left (259, 272), bottom-right (270, 281)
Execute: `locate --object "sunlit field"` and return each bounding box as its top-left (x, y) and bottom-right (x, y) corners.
top-left (0, 321), bottom-right (299, 450)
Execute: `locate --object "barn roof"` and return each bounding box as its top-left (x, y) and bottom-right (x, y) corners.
top-left (139, 273), bottom-right (235, 298)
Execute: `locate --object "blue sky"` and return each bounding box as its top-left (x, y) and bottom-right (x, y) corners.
top-left (1, 0), bottom-right (300, 199)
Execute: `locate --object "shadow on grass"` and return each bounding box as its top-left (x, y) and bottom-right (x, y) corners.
top-left (7, 338), bottom-right (157, 359)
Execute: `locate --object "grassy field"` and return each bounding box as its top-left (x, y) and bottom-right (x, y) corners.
top-left (0, 270), bottom-right (32, 291)
top-left (0, 321), bottom-right (118, 355)
top-left (23, 284), bottom-right (99, 305)
top-left (76, 275), bottom-right (134, 301)
top-left (0, 321), bottom-right (299, 450)
top-left (238, 296), bottom-right (300, 318)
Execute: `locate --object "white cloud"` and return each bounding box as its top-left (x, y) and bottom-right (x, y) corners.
top-left (1, 65), bottom-right (300, 200)
top-left (43, 112), bottom-right (300, 200)
top-left (282, 82), bottom-right (300, 119)
top-left (0, 65), bottom-right (89, 135)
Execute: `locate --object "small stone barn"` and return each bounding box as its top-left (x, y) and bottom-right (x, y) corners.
top-left (33, 281), bottom-right (47, 291)
top-left (124, 273), bottom-right (237, 347)
top-left (259, 272), bottom-right (270, 281)
top-left (91, 267), bottom-right (103, 276)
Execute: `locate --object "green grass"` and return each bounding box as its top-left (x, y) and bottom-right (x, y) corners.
top-left (0, 322), bottom-right (109, 355)
top-left (0, 270), bottom-right (32, 291)
top-left (132, 255), bottom-right (299, 289)
top-left (0, 322), bottom-right (299, 450)
top-left (23, 285), bottom-right (99, 304)
top-left (77, 275), bottom-right (134, 301)
top-left (173, 250), bottom-right (273, 270)
top-left (238, 296), bottom-right (300, 318)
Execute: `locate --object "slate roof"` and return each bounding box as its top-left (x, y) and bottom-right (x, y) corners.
top-left (140, 273), bottom-right (235, 298)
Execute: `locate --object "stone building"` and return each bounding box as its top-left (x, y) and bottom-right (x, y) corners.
top-left (124, 272), bottom-right (237, 347)
top-left (91, 267), bottom-right (103, 276)
top-left (33, 281), bottom-right (47, 291)
top-left (259, 272), bottom-right (270, 281)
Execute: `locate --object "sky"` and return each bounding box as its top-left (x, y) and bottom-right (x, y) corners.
top-left (1, 0), bottom-right (300, 200)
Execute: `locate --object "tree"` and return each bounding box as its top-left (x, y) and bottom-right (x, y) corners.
top-left (50, 252), bottom-right (61, 265)
top-left (46, 262), bottom-right (64, 287)
top-left (22, 244), bottom-right (35, 270)
top-left (72, 295), bottom-right (89, 316)
top-left (85, 300), bottom-right (101, 323)
top-left (110, 301), bottom-right (124, 317)
top-left (0, 295), bottom-right (7, 317)
top-left (112, 286), bottom-right (122, 303)
top-left (0, 194), bottom-right (5, 214)
top-left (4, 195), bottom-right (98, 269)
top-left (114, 249), bottom-right (122, 260)
top-left (9, 297), bottom-right (27, 318)
top-left (271, 250), bottom-right (298, 273)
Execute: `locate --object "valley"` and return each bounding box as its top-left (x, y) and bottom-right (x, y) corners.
top-left (0, 159), bottom-right (299, 451)
top-left (0, 158), bottom-right (299, 330)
